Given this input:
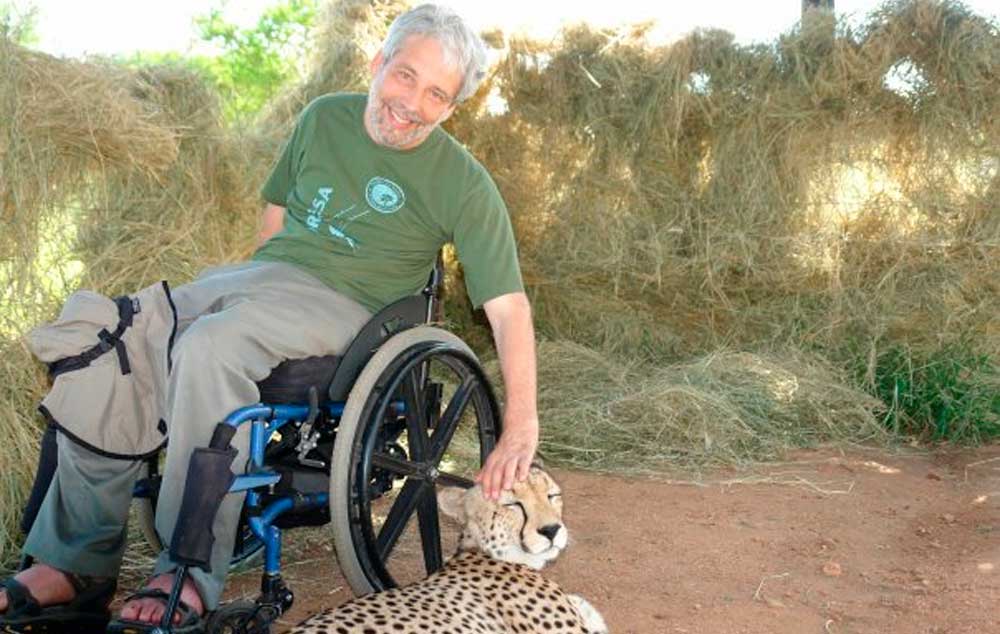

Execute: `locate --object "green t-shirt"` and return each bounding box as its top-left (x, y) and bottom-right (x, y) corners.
top-left (254, 93), bottom-right (523, 313)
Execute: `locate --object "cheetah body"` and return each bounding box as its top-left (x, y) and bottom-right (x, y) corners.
top-left (291, 468), bottom-right (607, 634)
top-left (297, 552), bottom-right (598, 634)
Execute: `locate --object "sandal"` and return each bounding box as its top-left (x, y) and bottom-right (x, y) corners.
top-left (0, 573), bottom-right (116, 633)
top-left (105, 588), bottom-right (204, 634)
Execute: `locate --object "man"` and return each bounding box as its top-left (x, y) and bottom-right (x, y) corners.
top-left (0, 4), bottom-right (539, 632)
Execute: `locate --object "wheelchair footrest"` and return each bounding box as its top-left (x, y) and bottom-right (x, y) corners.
top-left (170, 444), bottom-right (237, 570)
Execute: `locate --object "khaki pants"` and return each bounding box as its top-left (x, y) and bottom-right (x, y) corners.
top-left (25, 261), bottom-right (371, 608)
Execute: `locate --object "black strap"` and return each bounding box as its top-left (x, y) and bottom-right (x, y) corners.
top-left (100, 329), bottom-right (131, 375)
top-left (0, 578), bottom-right (42, 616)
top-left (48, 296), bottom-right (137, 378)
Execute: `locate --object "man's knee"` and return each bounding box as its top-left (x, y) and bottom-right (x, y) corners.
top-left (173, 310), bottom-right (256, 371)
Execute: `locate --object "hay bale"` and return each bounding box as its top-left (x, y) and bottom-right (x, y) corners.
top-left (463, 0), bottom-right (999, 369)
top-left (0, 40), bottom-right (183, 330)
top-left (72, 63), bottom-right (265, 294)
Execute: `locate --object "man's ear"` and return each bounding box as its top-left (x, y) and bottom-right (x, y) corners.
top-left (370, 50), bottom-right (384, 75)
top-left (437, 486), bottom-right (468, 522)
top-left (437, 102), bottom-right (458, 124)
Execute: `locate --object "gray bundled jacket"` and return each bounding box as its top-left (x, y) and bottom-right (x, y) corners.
top-left (26, 281), bottom-right (177, 458)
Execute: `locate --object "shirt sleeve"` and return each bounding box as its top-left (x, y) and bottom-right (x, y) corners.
top-left (451, 172), bottom-right (524, 309)
top-left (260, 107), bottom-right (311, 206)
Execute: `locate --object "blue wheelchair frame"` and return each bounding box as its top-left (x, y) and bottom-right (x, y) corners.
top-left (224, 402), bottom-right (340, 576)
top-left (221, 399), bottom-right (407, 577)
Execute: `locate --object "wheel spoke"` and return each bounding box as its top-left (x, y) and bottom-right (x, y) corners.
top-left (435, 471), bottom-right (475, 489)
top-left (376, 478), bottom-right (423, 560)
top-left (425, 382), bottom-right (443, 430)
top-left (416, 485), bottom-right (443, 573)
top-left (371, 452), bottom-right (424, 479)
top-left (429, 375), bottom-right (477, 462)
top-left (401, 368), bottom-right (429, 460)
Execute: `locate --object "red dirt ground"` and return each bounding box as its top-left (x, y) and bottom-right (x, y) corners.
top-left (219, 445), bottom-right (1000, 634)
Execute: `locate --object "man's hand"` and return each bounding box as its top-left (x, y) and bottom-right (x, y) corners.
top-left (476, 416), bottom-right (539, 500)
top-left (478, 292), bottom-right (539, 499)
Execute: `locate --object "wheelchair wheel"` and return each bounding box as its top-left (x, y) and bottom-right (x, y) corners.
top-left (330, 326), bottom-right (501, 595)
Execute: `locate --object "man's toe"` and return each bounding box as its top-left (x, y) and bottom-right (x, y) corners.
top-left (118, 601), bottom-right (138, 620)
top-left (142, 600), bottom-right (162, 624)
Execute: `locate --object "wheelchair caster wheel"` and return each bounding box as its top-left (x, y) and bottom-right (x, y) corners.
top-left (205, 600), bottom-right (273, 634)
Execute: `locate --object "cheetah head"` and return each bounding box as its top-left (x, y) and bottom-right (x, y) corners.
top-left (438, 466), bottom-right (568, 570)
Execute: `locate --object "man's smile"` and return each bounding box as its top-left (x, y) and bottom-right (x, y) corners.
top-left (385, 104), bottom-right (417, 129)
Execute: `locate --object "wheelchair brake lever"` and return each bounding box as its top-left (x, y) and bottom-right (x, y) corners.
top-left (295, 386), bottom-right (326, 469)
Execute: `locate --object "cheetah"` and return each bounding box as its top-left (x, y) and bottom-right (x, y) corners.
top-left (290, 466), bottom-right (608, 634)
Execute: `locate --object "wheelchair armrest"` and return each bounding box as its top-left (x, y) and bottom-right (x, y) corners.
top-left (326, 294), bottom-right (427, 401)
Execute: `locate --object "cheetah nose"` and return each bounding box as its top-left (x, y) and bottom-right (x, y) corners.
top-left (537, 523), bottom-right (561, 542)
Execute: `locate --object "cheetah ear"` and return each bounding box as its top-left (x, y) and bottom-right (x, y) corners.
top-left (437, 486), bottom-right (468, 522)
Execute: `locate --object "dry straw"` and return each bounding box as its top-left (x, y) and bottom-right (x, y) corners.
top-left (489, 341), bottom-right (885, 474)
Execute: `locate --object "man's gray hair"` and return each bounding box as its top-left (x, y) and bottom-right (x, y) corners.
top-left (381, 4), bottom-right (488, 103)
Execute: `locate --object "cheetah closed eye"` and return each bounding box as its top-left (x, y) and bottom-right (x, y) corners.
top-left (290, 466), bottom-right (608, 634)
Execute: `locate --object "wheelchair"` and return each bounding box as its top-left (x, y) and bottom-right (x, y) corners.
top-left (20, 262), bottom-right (502, 633)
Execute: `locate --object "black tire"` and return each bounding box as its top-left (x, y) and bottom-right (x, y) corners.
top-left (204, 600), bottom-right (274, 634)
top-left (329, 326), bottom-right (501, 595)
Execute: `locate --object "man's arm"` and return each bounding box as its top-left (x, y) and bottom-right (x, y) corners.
top-left (259, 203), bottom-right (286, 246)
top-left (475, 291), bottom-right (539, 499)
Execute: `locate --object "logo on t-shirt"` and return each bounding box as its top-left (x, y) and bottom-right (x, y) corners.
top-left (305, 187), bottom-right (333, 232)
top-left (324, 176), bottom-right (406, 251)
top-left (365, 177), bottom-right (405, 214)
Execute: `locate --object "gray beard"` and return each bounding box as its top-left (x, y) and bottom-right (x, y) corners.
top-left (366, 96), bottom-right (433, 149)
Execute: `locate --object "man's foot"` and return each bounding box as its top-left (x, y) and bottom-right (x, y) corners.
top-left (0, 564), bottom-right (76, 613)
top-left (117, 573), bottom-right (205, 626)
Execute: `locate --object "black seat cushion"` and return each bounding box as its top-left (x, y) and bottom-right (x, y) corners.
top-left (256, 355), bottom-right (341, 404)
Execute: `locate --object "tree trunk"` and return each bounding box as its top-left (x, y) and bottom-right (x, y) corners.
top-left (802, 0), bottom-right (834, 15)
top-left (801, 0), bottom-right (835, 37)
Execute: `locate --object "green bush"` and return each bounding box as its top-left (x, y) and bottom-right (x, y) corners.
top-left (869, 343), bottom-right (1000, 443)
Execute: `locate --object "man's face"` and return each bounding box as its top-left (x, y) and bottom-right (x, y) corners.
top-left (364, 35), bottom-right (463, 150)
